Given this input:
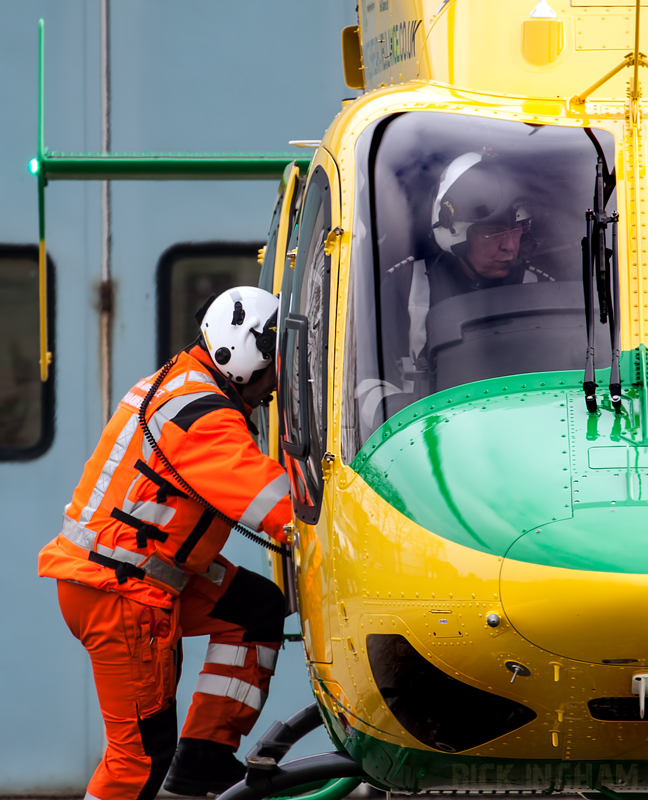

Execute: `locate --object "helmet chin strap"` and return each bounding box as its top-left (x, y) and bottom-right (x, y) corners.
top-left (460, 254), bottom-right (489, 286)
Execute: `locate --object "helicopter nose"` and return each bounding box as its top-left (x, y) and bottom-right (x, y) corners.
top-left (500, 505), bottom-right (648, 664)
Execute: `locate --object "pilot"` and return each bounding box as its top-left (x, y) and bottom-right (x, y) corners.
top-left (357, 153), bottom-right (552, 433)
top-left (381, 153), bottom-right (553, 382)
top-left (39, 287), bottom-right (291, 800)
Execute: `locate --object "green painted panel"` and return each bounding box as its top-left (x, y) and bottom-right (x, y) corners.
top-left (505, 505), bottom-right (648, 573)
top-left (352, 372), bottom-right (576, 557)
top-left (352, 364), bottom-right (648, 571)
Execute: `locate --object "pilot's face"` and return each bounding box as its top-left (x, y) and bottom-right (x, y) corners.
top-left (463, 222), bottom-right (524, 280)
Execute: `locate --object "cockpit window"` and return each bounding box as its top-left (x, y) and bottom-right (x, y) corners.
top-left (342, 112), bottom-right (616, 462)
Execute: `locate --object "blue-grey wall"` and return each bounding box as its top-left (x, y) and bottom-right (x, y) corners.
top-left (0, 1), bottom-right (356, 791)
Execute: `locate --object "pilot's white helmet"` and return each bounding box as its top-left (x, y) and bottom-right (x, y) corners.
top-left (432, 152), bottom-right (532, 256)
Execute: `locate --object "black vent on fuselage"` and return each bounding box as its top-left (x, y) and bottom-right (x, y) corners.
top-left (589, 698), bottom-right (648, 721)
top-left (367, 634), bottom-right (536, 752)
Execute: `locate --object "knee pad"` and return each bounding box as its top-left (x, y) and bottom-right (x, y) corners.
top-left (209, 567), bottom-right (286, 643)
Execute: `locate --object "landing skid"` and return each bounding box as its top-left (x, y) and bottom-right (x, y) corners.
top-left (218, 703), bottom-right (366, 800)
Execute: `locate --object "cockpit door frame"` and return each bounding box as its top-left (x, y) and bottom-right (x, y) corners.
top-left (279, 146), bottom-right (341, 663)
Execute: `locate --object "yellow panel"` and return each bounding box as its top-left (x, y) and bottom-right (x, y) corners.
top-left (341, 26), bottom-right (366, 90)
top-left (501, 558), bottom-right (648, 663)
top-left (575, 13), bottom-right (635, 50)
top-left (362, 2), bottom-right (648, 99)
top-left (429, 610), bottom-right (463, 638)
top-left (522, 19), bottom-right (564, 66)
top-left (325, 468), bottom-right (648, 759)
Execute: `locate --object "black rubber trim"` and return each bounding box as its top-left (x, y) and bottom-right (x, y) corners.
top-left (169, 393), bottom-right (238, 432)
top-left (136, 700), bottom-right (178, 800)
top-left (589, 697), bottom-right (648, 721)
top-left (209, 567), bottom-right (285, 643)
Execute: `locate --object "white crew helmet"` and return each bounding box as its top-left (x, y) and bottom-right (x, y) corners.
top-left (432, 152), bottom-right (532, 257)
top-left (199, 286), bottom-right (279, 385)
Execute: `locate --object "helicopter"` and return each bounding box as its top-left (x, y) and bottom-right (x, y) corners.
top-left (28, 0), bottom-right (648, 796)
top-left (248, 0), bottom-right (648, 796)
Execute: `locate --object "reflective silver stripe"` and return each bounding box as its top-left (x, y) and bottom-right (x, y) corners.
top-left (96, 543), bottom-right (145, 566)
top-left (163, 371), bottom-right (216, 394)
top-left (194, 674), bottom-right (267, 711)
top-left (163, 374), bottom-right (187, 393)
top-left (239, 473), bottom-right (290, 530)
top-left (61, 514), bottom-right (96, 549)
top-left (79, 414), bottom-right (139, 525)
top-left (256, 645), bottom-right (279, 673)
top-left (59, 514), bottom-right (189, 593)
top-left (142, 391), bottom-right (214, 461)
top-left (205, 643), bottom-right (248, 667)
top-left (144, 555), bottom-right (190, 592)
top-left (84, 793), bottom-right (102, 800)
top-left (121, 474), bottom-right (141, 515)
top-left (201, 561), bottom-right (227, 585)
top-left (188, 370), bottom-right (217, 386)
top-left (128, 500), bottom-right (176, 527)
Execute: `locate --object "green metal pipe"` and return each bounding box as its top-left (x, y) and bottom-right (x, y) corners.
top-left (39, 154), bottom-right (311, 181)
top-left (38, 19), bottom-right (44, 167)
top-left (270, 776), bottom-right (362, 800)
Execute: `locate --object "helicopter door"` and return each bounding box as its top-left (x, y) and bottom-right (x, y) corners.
top-left (258, 161), bottom-right (305, 602)
top-left (259, 160), bottom-right (304, 298)
top-left (258, 161), bottom-right (304, 462)
top-left (279, 151), bottom-right (341, 663)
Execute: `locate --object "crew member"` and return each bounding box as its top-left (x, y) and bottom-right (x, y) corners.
top-left (39, 287), bottom-right (291, 800)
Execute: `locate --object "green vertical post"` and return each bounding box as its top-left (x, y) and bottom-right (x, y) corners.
top-left (37, 18), bottom-right (51, 382)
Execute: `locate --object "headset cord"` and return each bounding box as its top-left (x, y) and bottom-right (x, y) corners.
top-left (138, 359), bottom-right (287, 556)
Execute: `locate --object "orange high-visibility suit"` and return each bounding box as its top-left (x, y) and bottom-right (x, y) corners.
top-left (39, 343), bottom-right (291, 800)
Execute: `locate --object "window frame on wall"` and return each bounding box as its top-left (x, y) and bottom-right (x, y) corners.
top-left (156, 241), bottom-right (264, 367)
top-left (0, 244), bottom-right (55, 462)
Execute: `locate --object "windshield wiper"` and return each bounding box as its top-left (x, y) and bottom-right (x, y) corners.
top-left (582, 155), bottom-right (621, 413)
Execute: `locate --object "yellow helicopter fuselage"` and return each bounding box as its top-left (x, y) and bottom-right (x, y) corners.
top-left (262, 1), bottom-right (648, 791)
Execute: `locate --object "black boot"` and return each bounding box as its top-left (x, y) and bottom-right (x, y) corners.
top-left (164, 738), bottom-right (247, 797)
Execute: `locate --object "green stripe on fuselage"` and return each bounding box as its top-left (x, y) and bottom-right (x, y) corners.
top-left (324, 710), bottom-right (648, 793)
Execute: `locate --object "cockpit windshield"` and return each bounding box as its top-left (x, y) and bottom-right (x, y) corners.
top-left (342, 112), bottom-right (616, 462)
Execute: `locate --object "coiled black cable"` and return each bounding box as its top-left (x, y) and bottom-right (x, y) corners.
top-left (138, 358), bottom-right (287, 556)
